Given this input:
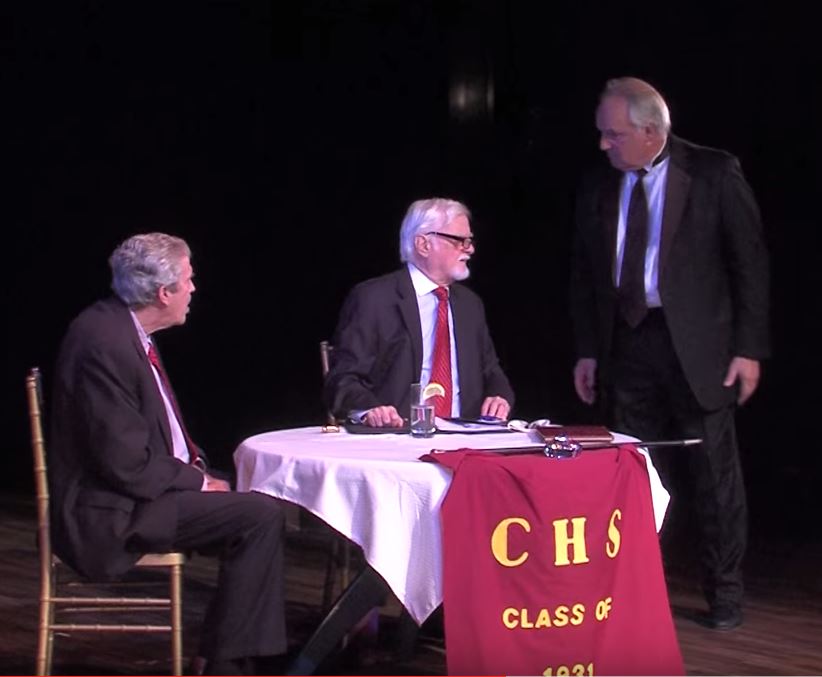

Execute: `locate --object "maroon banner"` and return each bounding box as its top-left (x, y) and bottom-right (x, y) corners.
top-left (426, 445), bottom-right (683, 676)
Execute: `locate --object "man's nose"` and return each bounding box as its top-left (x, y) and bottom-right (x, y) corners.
top-left (599, 135), bottom-right (611, 151)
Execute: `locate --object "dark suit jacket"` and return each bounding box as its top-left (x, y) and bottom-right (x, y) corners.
top-left (570, 135), bottom-right (770, 410)
top-left (50, 297), bottom-right (203, 580)
top-left (325, 268), bottom-right (515, 419)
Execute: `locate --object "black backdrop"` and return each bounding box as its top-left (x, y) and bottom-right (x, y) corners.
top-left (4, 1), bottom-right (819, 535)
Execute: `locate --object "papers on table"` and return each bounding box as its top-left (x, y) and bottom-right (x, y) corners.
top-left (435, 417), bottom-right (512, 433)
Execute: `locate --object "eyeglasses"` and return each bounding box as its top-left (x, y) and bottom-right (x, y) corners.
top-left (428, 231), bottom-right (475, 249)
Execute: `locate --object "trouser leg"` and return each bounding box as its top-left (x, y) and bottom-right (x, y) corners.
top-left (608, 310), bottom-right (747, 609)
top-left (672, 404), bottom-right (746, 608)
top-left (171, 491), bottom-right (288, 661)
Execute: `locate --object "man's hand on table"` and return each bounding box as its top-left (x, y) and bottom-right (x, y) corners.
top-left (364, 405), bottom-right (405, 427)
top-left (480, 396), bottom-right (511, 420)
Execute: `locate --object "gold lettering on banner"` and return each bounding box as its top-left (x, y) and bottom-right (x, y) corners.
top-left (491, 509), bottom-right (624, 567)
top-left (606, 509), bottom-right (622, 558)
top-left (553, 517), bottom-right (589, 566)
top-left (595, 597), bottom-right (613, 620)
top-left (535, 608), bottom-right (552, 628)
top-left (543, 662), bottom-right (594, 676)
top-left (491, 517), bottom-right (531, 566)
top-left (501, 603), bottom-right (586, 629)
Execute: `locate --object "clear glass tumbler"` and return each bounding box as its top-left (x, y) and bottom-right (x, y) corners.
top-left (409, 383), bottom-right (436, 438)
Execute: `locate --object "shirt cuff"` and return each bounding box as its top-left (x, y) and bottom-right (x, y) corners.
top-left (348, 409), bottom-right (369, 423)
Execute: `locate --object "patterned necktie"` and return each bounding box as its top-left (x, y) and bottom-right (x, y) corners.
top-left (430, 286), bottom-right (453, 418)
top-left (618, 168), bottom-right (649, 328)
top-left (147, 344), bottom-right (200, 466)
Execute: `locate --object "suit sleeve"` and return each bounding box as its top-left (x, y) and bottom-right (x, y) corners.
top-left (323, 286), bottom-right (383, 417)
top-left (75, 344), bottom-right (204, 500)
top-left (719, 157), bottom-right (771, 358)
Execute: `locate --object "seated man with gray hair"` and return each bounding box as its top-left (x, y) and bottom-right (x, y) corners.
top-left (325, 198), bottom-right (514, 427)
top-left (50, 232), bottom-right (288, 675)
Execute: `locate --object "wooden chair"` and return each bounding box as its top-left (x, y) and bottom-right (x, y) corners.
top-left (26, 367), bottom-right (186, 676)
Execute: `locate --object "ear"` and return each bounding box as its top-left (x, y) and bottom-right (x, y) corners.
top-left (156, 285), bottom-right (172, 308)
top-left (414, 233), bottom-right (430, 258)
top-left (643, 125), bottom-right (662, 146)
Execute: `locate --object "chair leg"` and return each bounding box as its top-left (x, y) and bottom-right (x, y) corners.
top-left (37, 565), bottom-right (56, 676)
top-left (45, 608), bottom-right (55, 676)
top-left (170, 563), bottom-right (183, 676)
top-left (36, 596), bottom-right (51, 676)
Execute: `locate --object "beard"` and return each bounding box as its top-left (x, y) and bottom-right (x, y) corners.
top-left (450, 261), bottom-right (471, 281)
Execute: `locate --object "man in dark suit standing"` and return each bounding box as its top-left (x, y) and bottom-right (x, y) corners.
top-left (50, 233), bottom-right (287, 674)
top-left (570, 77), bottom-right (770, 631)
top-left (325, 197), bottom-right (514, 427)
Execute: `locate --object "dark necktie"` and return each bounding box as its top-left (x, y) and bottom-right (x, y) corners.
top-left (618, 169), bottom-right (649, 328)
top-left (147, 344), bottom-right (200, 466)
top-left (430, 286), bottom-right (453, 418)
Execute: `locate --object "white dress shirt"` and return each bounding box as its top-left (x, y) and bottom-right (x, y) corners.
top-left (129, 311), bottom-right (201, 477)
top-left (408, 263), bottom-right (461, 416)
top-left (614, 155), bottom-right (670, 308)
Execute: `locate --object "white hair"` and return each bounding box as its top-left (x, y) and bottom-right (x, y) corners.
top-left (109, 232), bottom-right (190, 307)
top-left (603, 77), bottom-right (671, 134)
top-left (398, 198), bottom-right (471, 262)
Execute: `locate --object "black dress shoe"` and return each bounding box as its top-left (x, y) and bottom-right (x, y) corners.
top-left (695, 604), bottom-right (743, 631)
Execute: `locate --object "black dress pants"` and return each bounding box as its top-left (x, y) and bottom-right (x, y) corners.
top-left (135, 490), bottom-right (287, 662)
top-left (607, 309), bottom-right (747, 609)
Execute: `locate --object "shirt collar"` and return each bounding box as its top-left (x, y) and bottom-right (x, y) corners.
top-left (641, 139), bottom-right (670, 174)
top-left (129, 309), bottom-right (151, 353)
top-left (407, 262), bottom-right (444, 298)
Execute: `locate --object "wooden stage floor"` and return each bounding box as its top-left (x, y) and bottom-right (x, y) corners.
top-left (1, 493), bottom-right (820, 675)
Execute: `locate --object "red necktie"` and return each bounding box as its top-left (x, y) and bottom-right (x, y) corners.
top-left (147, 344), bottom-right (200, 466)
top-left (430, 286), bottom-right (453, 418)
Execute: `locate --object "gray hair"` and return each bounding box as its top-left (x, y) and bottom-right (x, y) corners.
top-left (109, 233), bottom-right (191, 307)
top-left (399, 198), bottom-right (472, 262)
top-left (602, 77), bottom-right (671, 134)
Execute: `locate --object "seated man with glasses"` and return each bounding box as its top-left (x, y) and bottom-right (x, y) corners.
top-left (325, 197), bottom-right (514, 427)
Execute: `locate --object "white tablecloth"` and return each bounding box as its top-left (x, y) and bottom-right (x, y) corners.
top-left (233, 426), bottom-right (669, 624)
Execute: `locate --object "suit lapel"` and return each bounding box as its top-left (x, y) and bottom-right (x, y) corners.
top-left (144, 342), bottom-right (174, 454)
top-left (449, 284), bottom-right (469, 397)
top-left (396, 269), bottom-right (423, 381)
top-left (660, 140), bottom-right (692, 278)
top-left (599, 171), bottom-right (622, 283)
top-left (116, 301), bottom-right (174, 455)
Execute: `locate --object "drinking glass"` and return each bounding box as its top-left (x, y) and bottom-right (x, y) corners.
top-left (409, 383), bottom-right (436, 438)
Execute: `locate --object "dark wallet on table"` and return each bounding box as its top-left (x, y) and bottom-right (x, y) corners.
top-left (534, 425), bottom-right (614, 447)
